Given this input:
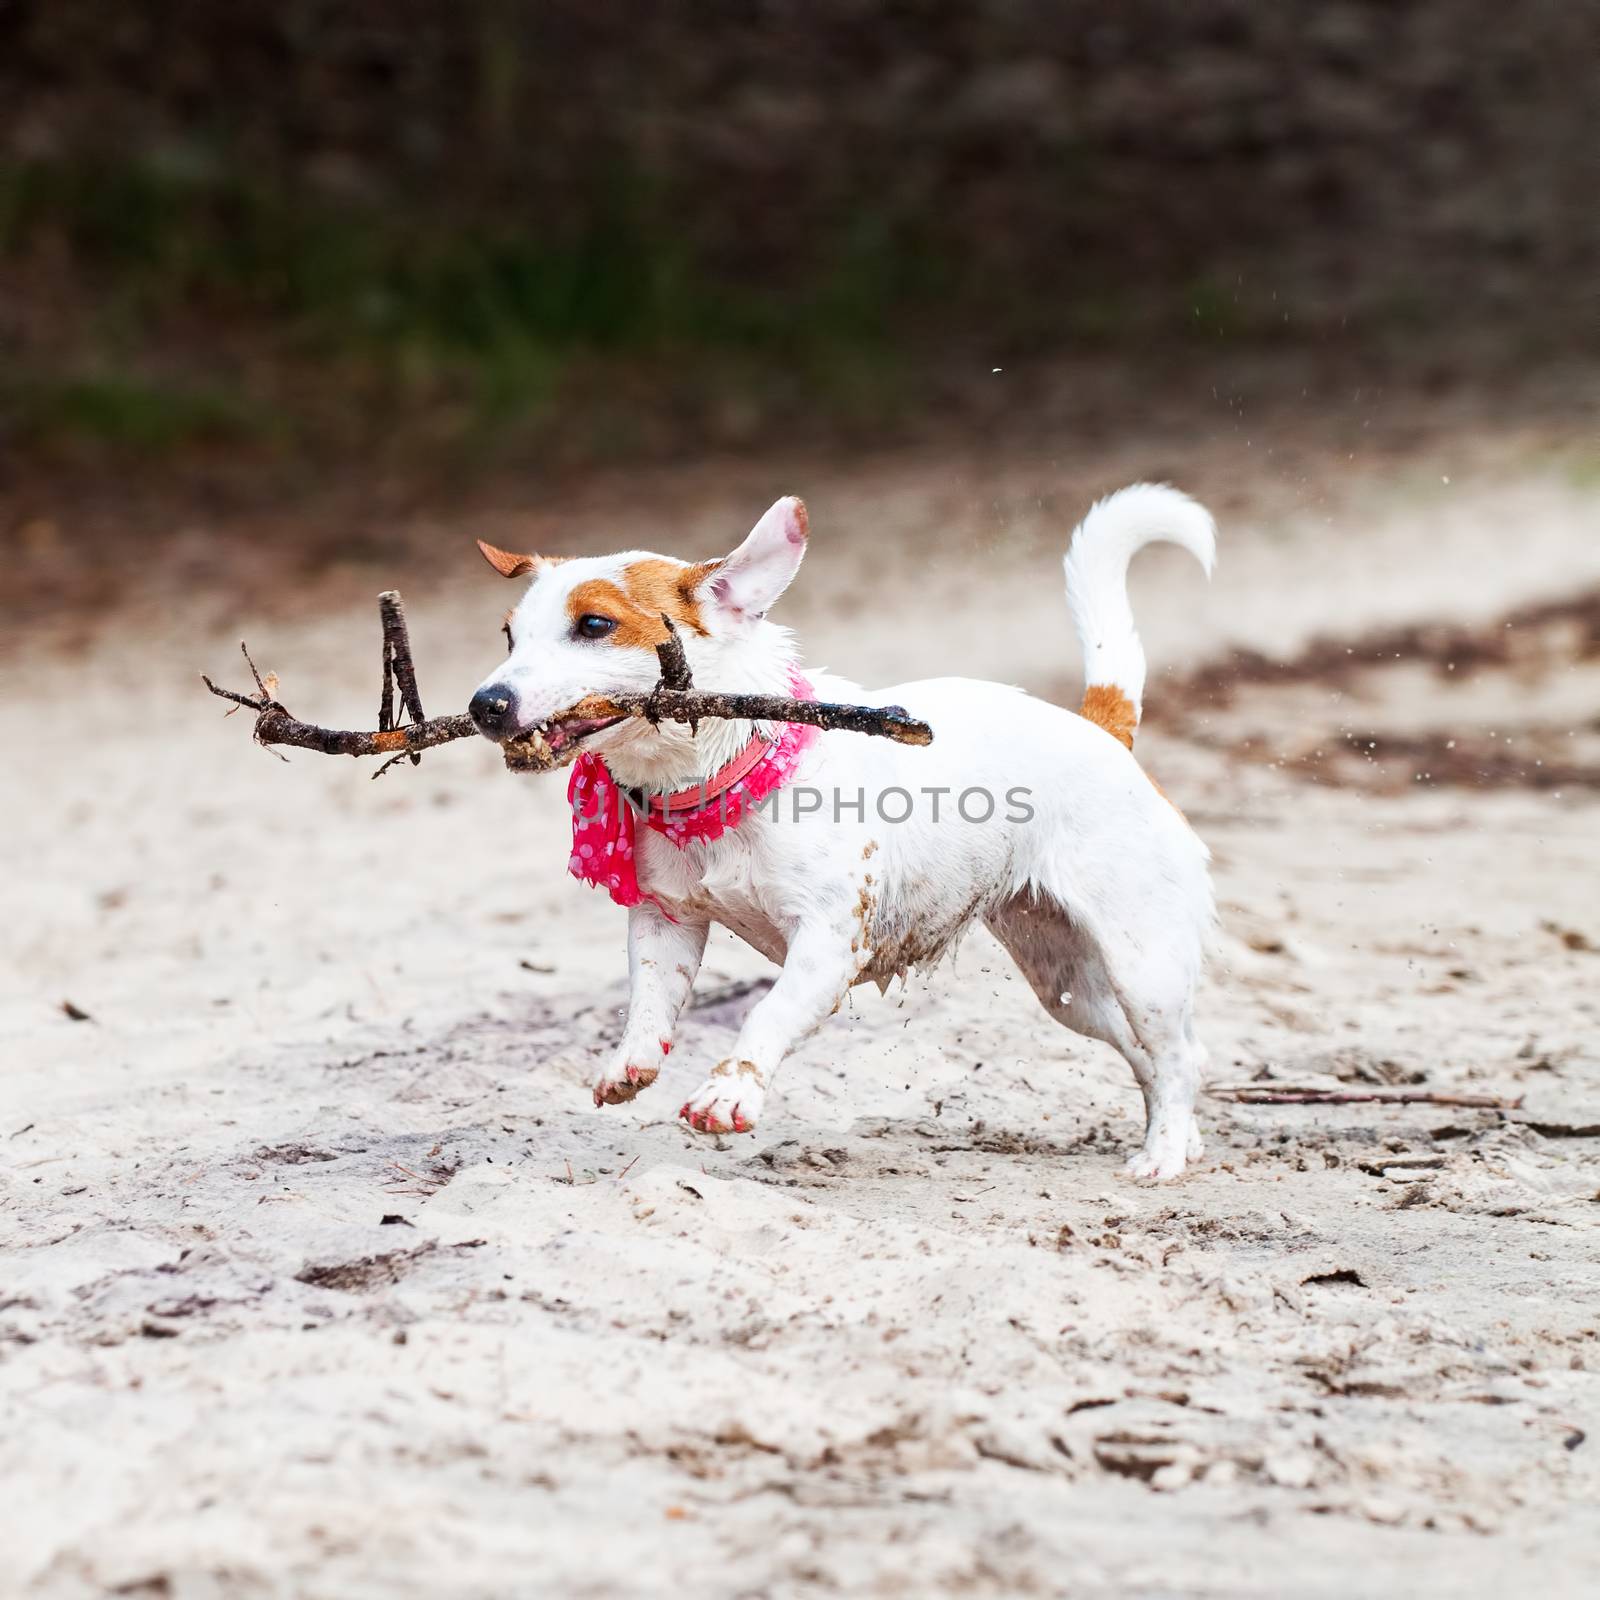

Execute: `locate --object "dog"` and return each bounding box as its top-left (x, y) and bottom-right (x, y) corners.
top-left (469, 484), bottom-right (1216, 1178)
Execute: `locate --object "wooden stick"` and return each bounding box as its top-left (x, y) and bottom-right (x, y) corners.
top-left (618, 684), bottom-right (933, 744)
top-left (380, 591), bottom-right (428, 730)
top-left (1209, 1085), bottom-right (1522, 1110)
top-left (654, 617), bottom-right (694, 693)
top-left (201, 686), bottom-right (481, 761)
top-left (375, 591), bottom-right (430, 775)
top-left (203, 596), bottom-right (933, 775)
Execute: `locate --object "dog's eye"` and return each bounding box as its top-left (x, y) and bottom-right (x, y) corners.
top-left (501, 623), bottom-right (514, 654)
top-left (575, 614), bottom-right (618, 641)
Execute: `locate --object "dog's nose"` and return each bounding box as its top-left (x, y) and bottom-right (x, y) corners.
top-left (469, 683), bottom-right (517, 736)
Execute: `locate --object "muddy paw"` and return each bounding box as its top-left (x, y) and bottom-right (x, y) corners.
top-left (679, 1061), bottom-right (766, 1135)
top-left (592, 1058), bottom-right (661, 1107)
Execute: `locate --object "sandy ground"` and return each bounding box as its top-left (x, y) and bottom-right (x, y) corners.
top-left (4, 431), bottom-right (1599, 1598)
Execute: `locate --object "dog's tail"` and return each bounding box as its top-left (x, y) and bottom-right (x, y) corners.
top-left (1063, 483), bottom-right (1216, 749)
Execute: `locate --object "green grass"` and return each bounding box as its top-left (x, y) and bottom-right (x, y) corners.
top-left (0, 154), bottom-right (935, 348)
top-left (1, 152), bottom-right (1389, 462)
top-left (2, 154), bottom-right (965, 453)
top-left (0, 156), bottom-right (714, 339)
top-left (4, 371), bottom-right (264, 454)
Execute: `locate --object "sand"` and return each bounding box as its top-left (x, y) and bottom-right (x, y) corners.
top-left (3, 432), bottom-right (1598, 1598)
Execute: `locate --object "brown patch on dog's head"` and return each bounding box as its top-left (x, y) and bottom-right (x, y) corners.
top-left (565, 558), bottom-right (722, 648)
top-left (1079, 684), bottom-right (1138, 750)
top-left (623, 557), bottom-right (722, 634)
top-left (477, 539), bottom-right (565, 580)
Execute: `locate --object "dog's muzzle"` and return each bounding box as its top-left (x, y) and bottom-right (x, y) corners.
top-left (469, 682), bottom-right (518, 738)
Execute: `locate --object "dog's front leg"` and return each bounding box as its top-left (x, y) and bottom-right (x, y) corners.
top-left (593, 902), bottom-right (708, 1106)
top-left (680, 918), bottom-right (854, 1135)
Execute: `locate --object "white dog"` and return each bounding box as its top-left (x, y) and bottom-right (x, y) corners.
top-left (469, 484), bottom-right (1216, 1178)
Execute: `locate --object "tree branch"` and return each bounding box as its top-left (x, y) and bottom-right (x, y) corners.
top-left (1209, 1085), bottom-right (1522, 1110)
top-left (203, 595), bottom-right (933, 778)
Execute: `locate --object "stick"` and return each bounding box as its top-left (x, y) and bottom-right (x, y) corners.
top-left (654, 616), bottom-right (694, 693)
top-left (379, 617), bottom-right (395, 737)
top-left (621, 685), bottom-right (932, 743)
top-left (203, 596), bottom-right (934, 771)
top-left (201, 682), bottom-right (479, 760)
top-left (1209, 1085), bottom-right (1522, 1110)
top-left (378, 590), bottom-right (427, 771)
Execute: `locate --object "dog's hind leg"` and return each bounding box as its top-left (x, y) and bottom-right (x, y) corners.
top-left (985, 892), bottom-right (1205, 1180)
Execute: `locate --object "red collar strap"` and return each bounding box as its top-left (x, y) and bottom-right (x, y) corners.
top-left (642, 731), bottom-right (777, 818)
top-left (567, 672), bottom-right (818, 909)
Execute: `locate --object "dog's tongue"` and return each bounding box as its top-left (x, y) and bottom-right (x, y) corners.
top-left (546, 715), bottom-right (616, 752)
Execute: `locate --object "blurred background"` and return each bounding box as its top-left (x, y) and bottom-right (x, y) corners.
top-left (2, 0), bottom-right (1595, 631)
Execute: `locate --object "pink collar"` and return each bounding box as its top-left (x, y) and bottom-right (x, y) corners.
top-left (645, 730), bottom-right (775, 817)
top-left (567, 672), bottom-right (817, 910)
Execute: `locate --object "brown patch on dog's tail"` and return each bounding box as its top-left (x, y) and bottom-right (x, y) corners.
top-left (1079, 683), bottom-right (1138, 749)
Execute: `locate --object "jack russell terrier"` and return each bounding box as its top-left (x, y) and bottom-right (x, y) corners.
top-left (469, 484), bottom-right (1216, 1179)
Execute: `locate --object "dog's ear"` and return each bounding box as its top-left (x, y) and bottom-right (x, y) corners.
top-left (476, 539), bottom-right (545, 579)
top-left (697, 497), bottom-right (807, 624)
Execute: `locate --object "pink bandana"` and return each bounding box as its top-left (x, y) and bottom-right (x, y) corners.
top-left (567, 674), bottom-right (818, 909)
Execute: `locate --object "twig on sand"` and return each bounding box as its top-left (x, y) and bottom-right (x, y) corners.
top-left (382, 1160), bottom-right (448, 1198)
top-left (203, 597), bottom-right (932, 776)
top-left (1210, 1084), bottom-right (1523, 1110)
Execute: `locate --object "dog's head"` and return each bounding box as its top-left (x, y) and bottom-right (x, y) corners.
top-left (469, 496), bottom-right (807, 789)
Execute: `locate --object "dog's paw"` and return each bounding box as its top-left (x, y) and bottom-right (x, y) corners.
top-left (1122, 1128), bottom-right (1192, 1182)
top-left (1122, 1150), bottom-right (1184, 1182)
top-left (679, 1060), bottom-right (766, 1135)
top-left (592, 1058), bottom-right (660, 1107)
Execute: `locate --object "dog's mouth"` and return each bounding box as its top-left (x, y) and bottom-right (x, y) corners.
top-left (501, 701), bottom-right (628, 773)
top-left (544, 712), bottom-right (627, 753)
